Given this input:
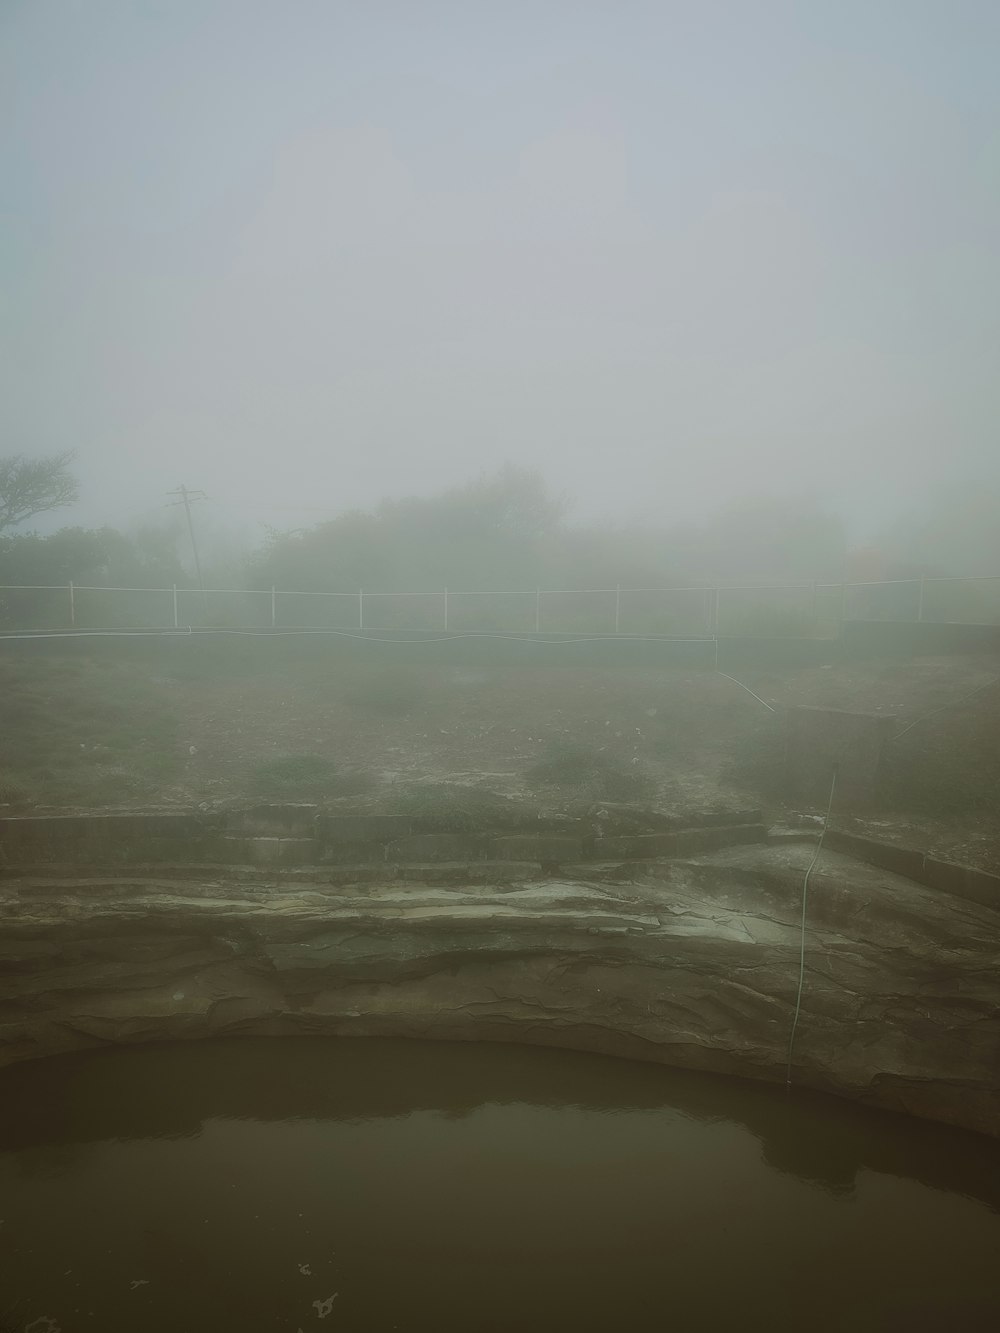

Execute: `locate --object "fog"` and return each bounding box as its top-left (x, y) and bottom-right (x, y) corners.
top-left (4, 1), bottom-right (999, 543)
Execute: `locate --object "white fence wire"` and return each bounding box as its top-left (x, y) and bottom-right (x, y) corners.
top-left (2, 576), bottom-right (999, 637)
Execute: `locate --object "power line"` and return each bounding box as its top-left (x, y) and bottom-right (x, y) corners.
top-left (785, 765), bottom-right (839, 1091)
top-left (166, 485), bottom-right (207, 603)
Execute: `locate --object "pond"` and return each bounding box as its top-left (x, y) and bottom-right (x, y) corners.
top-left (1, 1037), bottom-right (999, 1332)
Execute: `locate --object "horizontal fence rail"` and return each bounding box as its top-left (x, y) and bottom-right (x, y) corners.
top-left (1, 576), bottom-right (999, 637)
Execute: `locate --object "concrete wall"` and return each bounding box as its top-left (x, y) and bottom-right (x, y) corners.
top-left (843, 621), bottom-right (1000, 658)
top-left (4, 808), bottom-right (996, 913)
top-left (785, 706), bottom-right (897, 807)
top-left (1, 806), bottom-right (766, 871)
top-left (823, 828), bottom-right (1000, 911)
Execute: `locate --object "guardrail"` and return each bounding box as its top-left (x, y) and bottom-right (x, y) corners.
top-left (1, 575), bottom-right (998, 636)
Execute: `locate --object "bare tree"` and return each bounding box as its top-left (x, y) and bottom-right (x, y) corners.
top-left (0, 451), bottom-right (79, 532)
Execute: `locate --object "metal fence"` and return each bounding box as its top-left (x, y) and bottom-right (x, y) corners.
top-left (2, 575), bottom-right (999, 636)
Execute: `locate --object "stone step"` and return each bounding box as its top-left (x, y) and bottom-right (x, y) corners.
top-left (594, 824), bottom-right (768, 860)
top-left (218, 836), bottom-right (318, 866)
top-left (228, 804), bottom-right (319, 837)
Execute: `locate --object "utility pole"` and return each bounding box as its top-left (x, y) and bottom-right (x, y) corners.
top-left (167, 484), bottom-right (208, 607)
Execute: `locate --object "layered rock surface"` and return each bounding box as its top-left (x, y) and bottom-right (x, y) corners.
top-left (2, 844), bottom-right (998, 1136)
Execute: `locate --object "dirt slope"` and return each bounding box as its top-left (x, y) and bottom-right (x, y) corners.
top-left (1, 641), bottom-right (997, 869)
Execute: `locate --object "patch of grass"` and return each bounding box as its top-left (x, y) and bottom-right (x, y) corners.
top-left (0, 774), bottom-right (40, 808)
top-left (524, 745), bottom-right (655, 801)
top-left (721, 715), bottom-right (788, 798)
top-left (339, 665), bottom-right (431, 716)
top-left (0, 656), bottom-right (183, 806)
top-left (248, 753), bottom-right (375, 800)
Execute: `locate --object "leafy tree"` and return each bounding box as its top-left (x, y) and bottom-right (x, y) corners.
top-left (247, 465), bottom-right (567, 593)
top-left (0, 526), bottom-right (125, 585)
top-left (0, 527), bottom-right (122, 628)
top-left (0, 451), bottom-right (79, 532)
top-left (0, 525), bottom-right (192, 628)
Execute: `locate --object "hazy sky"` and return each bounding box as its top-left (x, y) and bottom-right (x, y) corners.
top-left (4, 1), bottom-right (999, 540)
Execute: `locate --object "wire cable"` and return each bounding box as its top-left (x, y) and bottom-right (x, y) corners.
top-left (785, 765), bottom-right (838, 1090)
top-left (889, 674), bottom-right (1000, 742)
top-left (0, 626), bottom-right (716, 646)
top-left (0, 626), bottom-right (779, 714)
top-left (715, 671), bottom-right (778, 712)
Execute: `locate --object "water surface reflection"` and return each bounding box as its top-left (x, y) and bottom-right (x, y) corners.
top-left (1, 1037), bottom-right (998, 1331)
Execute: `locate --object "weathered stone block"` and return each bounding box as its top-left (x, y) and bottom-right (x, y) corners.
top-left (315, 815), bottom-right (414, 843)
top-left (686, 809), bottom-right (765, 830)
top-left (233, 805), bottom-right (318, 836)
top-left (917, 858), bottom-right (1000, 911)
top-left (489, 835), bottom-right (584, 863)
top-left (672, 824), bottom-right (768, 854)
top-left (785, 705), bottom-right (896, 807)
top-left (593, 833), bottom-right (678, 860)
top-left (593, 825), bottom-right (767, 861)
top-left (316, 841), bottom-right (389, 866)
top-left (384, 833), bottom-right (490, 863)
top-left (220, 837), bottom-right (317, 866)
top-left (824, 830), bottom-right (925, 881)
top-left (0, 814), bottom-right (206, 865)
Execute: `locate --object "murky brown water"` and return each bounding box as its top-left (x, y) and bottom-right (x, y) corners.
top-left (1, 1038), bottom-right (999, 1333)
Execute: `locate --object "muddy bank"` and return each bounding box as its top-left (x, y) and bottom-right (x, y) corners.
top-left (2, 843), bottom-right (998, 1137)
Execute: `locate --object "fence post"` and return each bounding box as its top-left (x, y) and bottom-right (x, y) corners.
top-left (68, 581), bottom-right (75, 627)
top-left (270, 586), bottom-right (277, 629)
top-left (917, 577), bottom-right (925, 622)
top-left (359, 588), bottom-right (364, 631)
top-left (615, 584), bottom-right (621, 634)
top-left (443, 587), bottom-right (449, 631)
top-left (172, 584), bottom-right (179, 629)
top-left (840, 581), bottom-right (850, 629)
top-left (535, 589), bottom-right (541, 633)
top-left (711, 587), bottom-right (720, 636)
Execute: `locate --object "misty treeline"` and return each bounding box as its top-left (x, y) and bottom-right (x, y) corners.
top-left (3, 458), bottom-right (1000, 621)
top-left (245, 466), bottom-right (850, 593)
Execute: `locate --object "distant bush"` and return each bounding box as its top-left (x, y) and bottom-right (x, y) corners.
top-left (383, 781), bottom-right (532, 829)
top-left (248, 753), bottom-right (375, 800)
top-left (524, 745), bottom-right (655, 801)
top-left (0, 774), bottom-right (39, 808)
